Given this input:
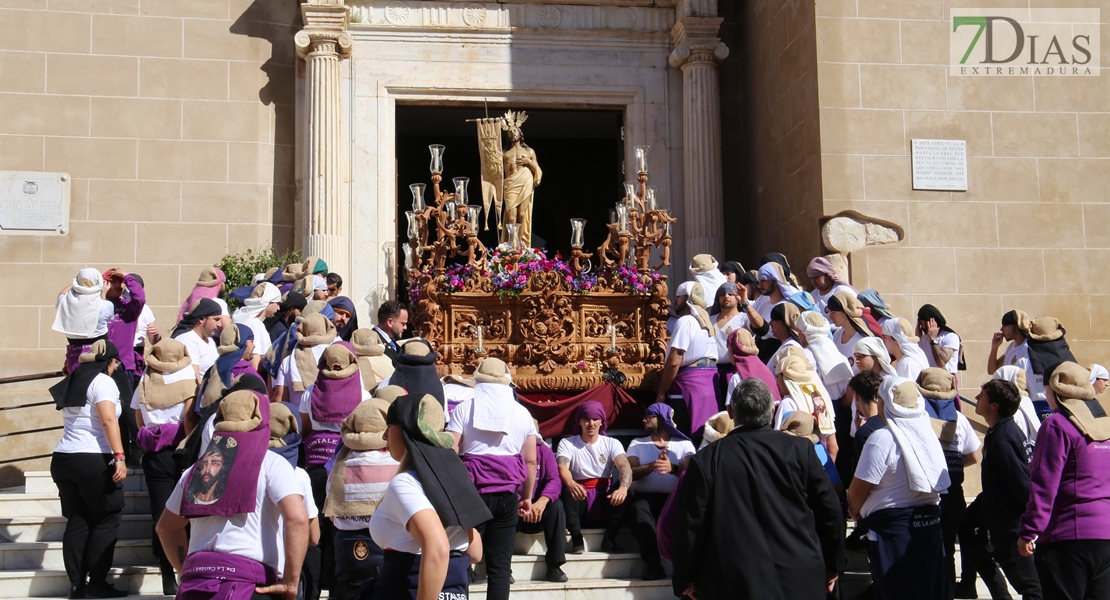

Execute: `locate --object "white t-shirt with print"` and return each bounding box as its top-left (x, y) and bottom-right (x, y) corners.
top-left (626, 437), bottom-right (695, 495)
top-left (714, 312), bottom-right (751, 364)
top-left (369, 472), bottom-right (469, 554)
top-left (919, 331), bottom-right (960, 373)
top-left (947, 413), bottom-right (981, 458)
top-left (854, 428), bottom-right (942, 519)
top-left (166, 452), bottom-right (302, 576)
top-left (556, 435), bottom-right (626, 480)
top-left (55, 373), bottom-right (122, 454)
top-left (668, 315), bottom-right (717, 367)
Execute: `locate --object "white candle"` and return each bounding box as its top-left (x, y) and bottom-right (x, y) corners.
top-left (476, 325), bottom-right (484, 352)
top-left (609, 325), bottom-right (616, 352)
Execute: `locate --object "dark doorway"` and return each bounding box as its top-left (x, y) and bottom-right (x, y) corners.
top-left (395, 106), bottom-right (624, 299)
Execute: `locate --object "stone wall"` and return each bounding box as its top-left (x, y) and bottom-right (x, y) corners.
top-left (814, 0), bottom-right (1110, 393)
top-left (0, 0), bottom-right (298, 376)
top-left (720, 0), bottom-right (824, 274)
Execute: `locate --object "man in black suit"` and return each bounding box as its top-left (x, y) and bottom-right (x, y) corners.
top-left (673, 377), bottom-right (844, 599)
top-left (373, 300), bottom-right (408, 362)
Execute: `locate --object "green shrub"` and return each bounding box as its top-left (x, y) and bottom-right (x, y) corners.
top-left (217, 247), bottom-right (301, 310)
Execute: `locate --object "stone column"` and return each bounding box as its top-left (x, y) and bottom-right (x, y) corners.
top-left (295, 2), bottom-right (352, 280)
top-left (670, 17), bottom-right (728, 260)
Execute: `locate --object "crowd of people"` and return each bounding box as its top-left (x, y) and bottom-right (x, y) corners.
top-left (42, 251), bottom-right (1110, 600)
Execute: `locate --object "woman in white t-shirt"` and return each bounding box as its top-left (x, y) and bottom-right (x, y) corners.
top-left (369, 394), bottom-right (489, 600)
top-left (49, 340), bottom-right (129, 599)
top-left (825, 291), bottom-right (875, 359)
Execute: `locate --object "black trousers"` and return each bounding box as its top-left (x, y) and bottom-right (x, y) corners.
top-left (477, 491), bottom-right (518, 600)
top-left (306, 466), bottom-right (332, 598)
top-left (333, 528), bottom-right (384, 600)
top-left (941, 487), bottom-right (967, 588)
top-left (116, 370), bottom-right (138, 462)
top-left (561, 481), bottom-right (626, 543)
top-left (626, 491), bottom-right (668, 568)
top-left (1035, 540), bottom-right (1110, 600)
top-left (141, 447), bottom-right (180, 574)
top-left (517, 497), bottom-right (567, 570)
top-left (50, 452), bottom-right (124, 585)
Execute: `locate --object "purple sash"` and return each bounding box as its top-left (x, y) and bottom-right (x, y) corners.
top-left (461, 453), bottom-right (527, 494)
top-left (656, 471), bottom-right (686, 561)
top-left (670, 366), bottom-right (718, 437)
top-left (179, 393), bottom-right (270, 518)
top-left (177, 551), bottom-right (277, 600)
top-left (305, 431), bottom-right (342, 468)
top-left (230, 360), bottom-right (256, 382)
top-left (581, 479), bottom-right (610, 522)
top-left (136, 422), bottom-right (184, 453)
top-left (309, 369), bottom-right (362, 426)
top-left (734, 354), bottom-right (781, 402)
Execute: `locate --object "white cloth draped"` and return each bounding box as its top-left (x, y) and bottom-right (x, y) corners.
top-left (52, 268), bottom-right (108, 338)
top-left (880, 377), bottom-right (951, 494)
top-left (232, 282), bottom-right (281, 325)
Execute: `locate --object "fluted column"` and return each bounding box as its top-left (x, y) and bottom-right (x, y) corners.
top-left (295, 2), bottom-right (352, 280)
top-left (670, 17), bottom-right (728, 260)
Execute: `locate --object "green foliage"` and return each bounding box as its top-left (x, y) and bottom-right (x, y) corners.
top-left (217, 247), bottom-right (301, 310)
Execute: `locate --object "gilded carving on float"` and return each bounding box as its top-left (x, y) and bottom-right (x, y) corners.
top-left (402, 116), bottom-right (674, 390)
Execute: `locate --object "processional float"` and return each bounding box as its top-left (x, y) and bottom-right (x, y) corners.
top-left (403, 121), bottom-right (677, 391)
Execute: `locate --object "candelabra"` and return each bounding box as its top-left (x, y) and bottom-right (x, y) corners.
top-left (595, 145), bottom-right (675, 271)
top-left (406, 145), bottom-right (487, 274)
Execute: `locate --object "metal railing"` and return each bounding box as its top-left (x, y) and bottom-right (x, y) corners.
top-left (0, 371), bottom-right (65, 467)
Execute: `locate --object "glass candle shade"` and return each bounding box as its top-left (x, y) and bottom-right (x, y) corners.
top-left (608, 208), bottom-right (617, 224)
top-left (466, 206), bottom-right (482, 231)
top-left (615, 204), bottom-right (629, 233)
top-left (410, 183), bottom-right (426, 212)
top-left (645, 186), bottom-right (657, 212)
top-left (623, 182), bottom-right (638, 205)
top-left (444, 202), bottom-right (457, 222)
top-left (405, 211), bottom-right (419, 239)
top-left (403, 243), bottom-right (416, 269)
top-left (505, 223), bottom-right (522, 250)
top-left (428, 144), bottom-right (445, 173)
top-left (634, 145), bottom-right (650, 174)
top-left (452, 177), bottom-right (469, 206)
top-left (570, 218), bottom-right (586, 248)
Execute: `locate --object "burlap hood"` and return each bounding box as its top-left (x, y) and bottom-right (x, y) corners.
top-left (214, 390), bottom-right (262, 433)
top-left (474, 357), bottom-right (511, 385)
top-left (318, 343), bottom-right (360, 380)
top-left (139, 340), bottom-right (196, 410)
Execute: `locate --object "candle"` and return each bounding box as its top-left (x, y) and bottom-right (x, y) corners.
top-left (570, 218), bottom-right (586, 248)
top-left (623, 182), bottom-right (638, 205)
top-left (428, 144), bottom-right (445, 173)
top-left (405, 211), bottom-right (418, 239)
top-left (466, 206), bottom-right (482, 231)
top-left (444, 202), bottom-right (456, 222)
top-left (608, 324), bottom-right (616, 352)
top-left (615, 204), bottom-right (629, 233)
top-left (645, 186), bottom-right (657, 211)
top-left (635, 145), bottom-right (649, 174)
top-left (476, 325), bottom-right (484, 353)
top-left (410, 183), bottom-right (426, 212)
top-left (453, 177), bottom-right (469, 206)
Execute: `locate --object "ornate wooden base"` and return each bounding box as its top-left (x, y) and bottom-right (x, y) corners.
top-left (410, 269), bottom-right (669, 391)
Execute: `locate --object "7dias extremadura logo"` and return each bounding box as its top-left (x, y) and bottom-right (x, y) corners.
top-left (951, 9), bottom-right (1100, 76)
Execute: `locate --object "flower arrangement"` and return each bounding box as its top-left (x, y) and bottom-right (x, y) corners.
top-left (603, 264), bottom-right (660, 294)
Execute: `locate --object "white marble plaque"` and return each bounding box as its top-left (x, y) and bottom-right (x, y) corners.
top-left (0, 171), bottom-right (70, 235)
top-left (911, 139), bottom-right (968, 191)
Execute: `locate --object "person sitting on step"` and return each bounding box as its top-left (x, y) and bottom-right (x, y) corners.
top-left (517, 419), bottom-right (569, 583)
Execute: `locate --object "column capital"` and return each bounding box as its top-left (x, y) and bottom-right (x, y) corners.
top-left (296, 3), bottom-right (353, 60)
top-left (669, 17), bottom-right (728, 68)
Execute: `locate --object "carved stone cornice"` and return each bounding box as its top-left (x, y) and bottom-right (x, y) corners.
top-left (296, 3), bottom-right (354, 59)
top-left (668, 15), bottom-right (726, 68)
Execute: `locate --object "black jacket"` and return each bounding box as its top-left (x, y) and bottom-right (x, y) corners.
top-left (673, 425), bottom-right (845, 599)
top-left (980, 416), bottom-right (1033, 536)
top-left (373, 327), bottom-right (401, 363)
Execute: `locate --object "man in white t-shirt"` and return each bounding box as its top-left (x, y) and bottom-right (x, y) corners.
top-left (624, 404), bottom-right (695, 580)
top-left (556, 401), bottom-right (631, 555)
top-left (173, 298), bottom-right (222, 381)
top-left (656, 282), bottom-right (719, 440)
top-left (156, 452), bottom-right (309, 600)
top-left (446, 358), bottom-right (537, 599)
top-left (806, 256), bottom-right (857, 315)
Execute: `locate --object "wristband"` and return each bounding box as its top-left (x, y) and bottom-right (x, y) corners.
top-left (113, 452), bottom-right (126, 460)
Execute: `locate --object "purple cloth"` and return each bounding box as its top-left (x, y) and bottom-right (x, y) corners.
top-left (179, 391), bottom-right (270, 518)
top-left (527, 443), bottom-right (562, 503)
top-left (461, 453), bottom-right (527, 494)
top-left (656, 470), bottom-right (687, 561)
top-left (136, 422), bottom-right (184, 453)
top-left (177, 551), bottom-right (277, 600)
top-left (669, 366), bottom-right (719, 438)
top-left (64, 342), bottom-right (96, 374)
top-left (573, 401), bottom-right (607, 435)
top-left (305, 431), bottom-right (342, 468)
top-left (644, 402), bottom-right (690, 441)
top-left (1018, 413), bottom-right (1110, 544)
top-left (583, 481), bottom-right (610, 522)
top-left (106, 274), bottom-right (145, 375)
top-left (733, 354), bottom-right (781, 402)
top-left (309, 343), bottom-right (363, 425)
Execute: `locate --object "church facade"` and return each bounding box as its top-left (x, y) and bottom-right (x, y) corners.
top-left (0, 0), bottom-right (1107, 394)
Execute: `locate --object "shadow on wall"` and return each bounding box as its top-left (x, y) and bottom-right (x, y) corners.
top-left (230, 0), bottom-right (303, 253)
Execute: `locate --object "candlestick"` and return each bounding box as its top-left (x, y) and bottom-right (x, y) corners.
top-left (634, 145), bottom-right (649, 174)
top-left (428, 144), bottom-right (445, 173)
top-left (608, 324), bottom-right (616, 352)
top-left (476, 325), bottom-right (484, 353)
top-left (623, 182), bottom-right (638, 205)
top-left (645, 186), bottom-right (657, 212)
top-left (444, 202), bottom-right (456, 221)
top-left (410, 183), bottom-right (426, 212)
top-left (570, 218), bottom-right (586, 248)
top-left (453, 177), bottom-right (469, 206)
top-left (405, 211), bottom-right (418, 239)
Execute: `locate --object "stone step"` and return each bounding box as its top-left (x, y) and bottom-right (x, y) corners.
top-left (23, 470), bottom-right (146, 495)
top-left (0, 539), bottom-right (155, 571)
top-left (515, 527), bottom-right (639, 555)
top-left (0, 567), bottom-right (166, 598)
top-left (0, 492), bottom-right (150, 518)
top-left (0, 515), bottom-right (153, 543)
top-left (476, 551), bottom-right (645, 582)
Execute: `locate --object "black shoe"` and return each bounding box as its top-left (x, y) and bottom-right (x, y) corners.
top-left (953, 581), bottom-right (979, 599)
top-left (641, 563), bottom-right (666, 581)
top-left (509, 574), bottom-right (515, 584)
top-left (545, 567), bottom-right (569, 583)
top-left (569, 534), bottom-right (585, 554)
top-left (68, 584), bottom-right (86, 599)
top-left (599, 539), bottom-right (625, 553)
top-left (162, 569), bottom-right (179, 596)
top-left (84, 582), bottom-right (127, 598)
